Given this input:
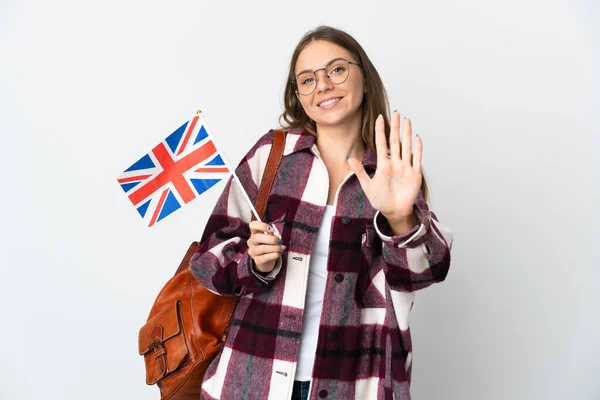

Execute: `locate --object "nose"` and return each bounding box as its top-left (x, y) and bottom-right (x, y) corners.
top-left (314, 69), bottom-right (334, 93)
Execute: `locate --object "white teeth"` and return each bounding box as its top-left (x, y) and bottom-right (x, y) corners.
top-left (319, 98), bottom-right (340, 107)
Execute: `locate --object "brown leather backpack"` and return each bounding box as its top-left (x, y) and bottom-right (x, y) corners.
top-left (138, 130), bottom-right (286, 400)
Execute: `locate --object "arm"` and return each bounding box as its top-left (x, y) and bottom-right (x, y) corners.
top-left (347, 113), bottom-right (453, 292)
top-left (373, 191), bottom-right (453, 292)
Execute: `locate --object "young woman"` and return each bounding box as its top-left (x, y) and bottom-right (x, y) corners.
top-left (191, 25), bottom-right (453, 400)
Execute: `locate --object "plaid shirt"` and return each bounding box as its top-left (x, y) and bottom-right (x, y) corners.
top-left (191, 128), bottom-right (453, 400)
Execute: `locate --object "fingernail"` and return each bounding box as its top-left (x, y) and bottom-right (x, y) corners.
top-left (393, 109), bottom-right (397, 113)
top-left (416, 134), bottom-right (419, 137)
top-left (346, 155), bottom-right (350, 160)
top-left (277, 239), bottom-right (283, 244)
top-left (267, 225), bottom-right (272, 231)
top-left (281, 245), bottom-right (287, 250)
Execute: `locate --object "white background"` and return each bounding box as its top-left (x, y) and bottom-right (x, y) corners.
top-left (1, 0), bottom-right (598, 399)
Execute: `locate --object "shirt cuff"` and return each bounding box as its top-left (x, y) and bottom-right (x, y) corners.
top-left (235, 250), bottom-right (269, 295)
top-left (373, 206), bottom-right (429, 248)
top-left (250, 255), bottom-right (283, 282)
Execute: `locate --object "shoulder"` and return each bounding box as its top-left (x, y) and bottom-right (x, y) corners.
top-left (241, 129), bottom-right (289, 163)
top-left (234, 129), bottom-right (287, 180)
top-left (238, 126), bottom-right (314, 170)
top-left (233, 127), bottom-right (309, 189)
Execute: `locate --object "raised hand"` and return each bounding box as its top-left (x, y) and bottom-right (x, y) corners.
top-left (347, 112), bottom-right (422, 231)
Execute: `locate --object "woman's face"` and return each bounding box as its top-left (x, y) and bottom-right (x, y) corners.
top-left (294, 40), bottom-right (365, 130)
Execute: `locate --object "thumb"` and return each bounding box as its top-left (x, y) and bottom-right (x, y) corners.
top-left (347, 156), bottom-right (370, 192)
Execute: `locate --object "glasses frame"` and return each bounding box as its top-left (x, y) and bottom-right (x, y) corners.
top-left (293, 59), bottom-right (362, 96)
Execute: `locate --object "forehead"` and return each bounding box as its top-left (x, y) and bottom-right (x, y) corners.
top-left (295, 40), bottom-right (354, 73)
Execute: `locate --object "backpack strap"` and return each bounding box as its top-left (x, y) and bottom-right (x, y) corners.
top-left (253, 129), bottom-right (286, 221)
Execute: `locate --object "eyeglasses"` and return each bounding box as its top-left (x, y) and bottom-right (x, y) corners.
top-left (294, 58), bottom-right (362, 96)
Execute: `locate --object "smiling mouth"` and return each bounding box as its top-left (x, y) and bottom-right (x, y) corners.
top-left (318, 97), bottom-right (342, 107)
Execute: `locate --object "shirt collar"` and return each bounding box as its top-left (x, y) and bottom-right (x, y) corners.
top-left (283, 128), bottom-right (378, 170)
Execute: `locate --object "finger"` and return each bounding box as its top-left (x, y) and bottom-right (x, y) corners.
top-left (249, 220), bottom-right (274, 235)
top-left (389, 111), bottom-right (401, 161)
top-left (412, 135), bottom-right (423, 171)
top-left (250, 244), bottom-right (286, 257)
top-left (374, 115), bottom-right (388, 166)
top-left (347, 156), bottom-right (371, 193)
top-left (253, 232), bottom-right (282, 246)
top-left (402, 117), bottom-right (413, 163)
top-left (255, 252), bottom-right (280, 267)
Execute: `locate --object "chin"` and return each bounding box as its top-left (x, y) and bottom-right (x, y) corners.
top-left (313, 109), bottom-right (360, 127)
top-left (316, 117), bottom-right (346, 127)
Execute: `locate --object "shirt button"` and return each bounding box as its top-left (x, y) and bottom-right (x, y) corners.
top-left (319, 389), bottom-right (328, 398)
top-left (334, 273), bottom-right (344, 283)
top-left (341, 216), bottom-right (351, 224)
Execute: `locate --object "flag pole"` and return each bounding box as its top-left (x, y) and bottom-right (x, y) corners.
top-left (197, 111), bottom-right (280, 237)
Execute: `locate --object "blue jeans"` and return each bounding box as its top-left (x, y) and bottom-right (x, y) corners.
top-left (291, 381), bottom-right (310, 400)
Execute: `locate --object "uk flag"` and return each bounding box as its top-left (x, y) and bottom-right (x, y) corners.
top-left (117, 114), bottom-right (230, 227)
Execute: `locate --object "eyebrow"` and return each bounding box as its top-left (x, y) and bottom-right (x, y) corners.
top-left (295, 57), bottom-right (350, 77)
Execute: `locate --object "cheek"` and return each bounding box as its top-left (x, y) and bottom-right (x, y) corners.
top-left (350, 78), bottom-right (366, 97)
top-left (297, 94), bottom-right (314, 115)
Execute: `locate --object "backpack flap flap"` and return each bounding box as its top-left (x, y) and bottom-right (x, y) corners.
top-left (138, 301), bottom-right (189, 385)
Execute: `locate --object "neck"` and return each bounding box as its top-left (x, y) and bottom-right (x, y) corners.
top-left (314, 114), bottom-right (365, 167)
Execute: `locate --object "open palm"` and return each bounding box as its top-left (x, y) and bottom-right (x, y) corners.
top-left (348, 112), bottom-right (422, 223)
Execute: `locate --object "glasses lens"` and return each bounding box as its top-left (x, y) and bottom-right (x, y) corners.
top-left (327, 60), bottom-right (350, 84)
top-left (296, 73), bottom-right (317, 95)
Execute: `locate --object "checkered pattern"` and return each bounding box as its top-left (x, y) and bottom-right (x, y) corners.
top-left (190, 128), bottom-right (453, 400)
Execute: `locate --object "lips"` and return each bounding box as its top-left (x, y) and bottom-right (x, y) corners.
top-left (317, 97), bottom-right (342, 107)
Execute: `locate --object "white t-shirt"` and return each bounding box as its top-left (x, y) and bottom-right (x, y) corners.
top-left (295, 205), bottom-right (334, 380)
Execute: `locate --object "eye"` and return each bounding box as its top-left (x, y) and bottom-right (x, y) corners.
top-left (297, 73), bottom-right (316, 86)
top-left (328, 62), bottom-right (347, 76)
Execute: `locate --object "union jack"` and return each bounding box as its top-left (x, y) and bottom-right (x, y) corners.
top-left (117, 113), bottom-right (230, 227)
